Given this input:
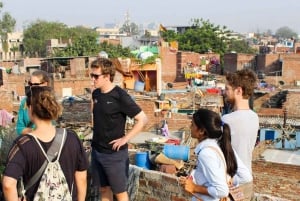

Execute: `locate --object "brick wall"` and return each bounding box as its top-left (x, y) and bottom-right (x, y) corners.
top-left (223, 53), bottom-right (256, 73)
top-left (283, 92), bottom-right (300, 117)
top-left (129, 140), bottom-right (299, 201)
top-left (135, 99), bottom-right (157, 130)
top-left (0, 61), bottom-right (15, 68)
top-left (0, 72), bottom-right (93, 112)
top-left (223, 53), bottom-right (238, 73)
top-left (22, 58), bottom-right (43, 67)
top-left (136, 95), bottom-right (191, 131)
top-left (252, 142), bottom-right (300, 201)
top-left (60, 100), bottom-right (91, 125)
top-left (2, 73), bottom-right (26, 96)
top-left (69, 58), bottom-right (86, 77)
top-left (160, 46), bottom-right (177, 83)
top-left (276, 47), bottom-right (291, 53)
top-left (0, 73), bottom-right (26, 112)
top-left (281, 54), bottom-right (300, 85)
top-left (0, 89), bottom-right (15, 112)
top-left (129, 158), bottom-right (299, 201)
top-left (160, 46), bottom-right (220, 83)
top-left (53, 78), bottom-right (92, 98)
top-left (225, 53), bottom-right (300, 87)
top-left (58, 94), bottom-right (191, 132)
top-left (256, 54), bottom-right (281, 73)
top-left (131, 166), bottom-right (191, 201)
top-left (253, 160), bottom-right (300, 201)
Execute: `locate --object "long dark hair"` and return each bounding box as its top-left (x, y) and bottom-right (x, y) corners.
top-left (193, 109), bottom-right (237, 177)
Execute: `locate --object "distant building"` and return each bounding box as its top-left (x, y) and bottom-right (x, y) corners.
top-left (0, 32), bottom-right (23, 61)
top-left (95, 26), bottom-right (127, 40)
top-left (46, 39), bottom-right (68, 57)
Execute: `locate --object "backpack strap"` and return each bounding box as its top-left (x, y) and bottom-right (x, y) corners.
top-left (46, 128), bottom-right (66, 162)
top-left (204, 146), bottom-right (232, 184)
top-left (24, 128), bottom-right (67, 191)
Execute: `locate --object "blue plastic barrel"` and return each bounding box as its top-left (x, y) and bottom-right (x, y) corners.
top-left (135, 152), bottom-right (150, 169)
top-left (163, 144), bottom-right (190, 161)
top-left (134, 81), bottom-right (145, 92)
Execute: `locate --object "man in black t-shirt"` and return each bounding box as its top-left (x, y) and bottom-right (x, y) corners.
top-left (90, 58), bottom-right (148, 201)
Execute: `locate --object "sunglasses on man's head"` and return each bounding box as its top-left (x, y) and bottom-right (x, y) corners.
top-left (90, 73), bottom-right (103, 80)
top-left (28, 81), bottom-right (45, 86)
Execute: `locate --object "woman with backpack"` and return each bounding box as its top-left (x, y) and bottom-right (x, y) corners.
top-left (2, 86), bottom-right (89, 201)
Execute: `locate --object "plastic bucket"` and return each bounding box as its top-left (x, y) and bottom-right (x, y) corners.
top-left (163, 144), bottom-right (190, 161)
top-left (135, 152), bottom-right (150, 169)
top-left (134, 81), bottom-right (145, 92)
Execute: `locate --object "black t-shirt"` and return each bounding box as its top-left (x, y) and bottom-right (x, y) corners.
top-left (3, 129), bottom-right (88, 201)
top-left (92, 86), bottom-right (141, 153)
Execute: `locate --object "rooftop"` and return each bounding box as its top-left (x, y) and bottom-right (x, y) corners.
top-left (261, 148), bottom-right (300, 166)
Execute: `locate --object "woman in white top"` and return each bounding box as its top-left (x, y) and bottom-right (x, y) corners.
top-left (180, 109), bottom-right (251, 201)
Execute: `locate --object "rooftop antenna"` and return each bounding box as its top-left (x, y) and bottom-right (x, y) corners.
top-left (124, 10), bottom-right (131, 36)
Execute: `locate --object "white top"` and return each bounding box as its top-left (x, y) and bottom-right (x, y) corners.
top-left (233, 150), bottom-right (253, 185)
top-left (193, 139), bottom-right (229, 201)
top-left (222, 110), bottom-right (259, 174)
top-left (192, 139), bottom-right (252, 201)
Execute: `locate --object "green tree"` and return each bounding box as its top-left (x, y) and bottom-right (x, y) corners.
top-left (160, 30), bottom-right (178, 42)
top-left (23, 21), bottom-right (100, 57)
top-left (119, 22), bottom-right (139, 36)
top-left (160, 19), bottom-right (231, 55)
top-left (54, 26), bottom-right (99, 57)
top-left (161, 18), bottom-right (256, 55)
top-left (99, 41), bottom-right (134, 58)
top-left (227, 39), bottom-right (257, 54)
top-left (23, 20), bottom-right (134, 58)
top-left (0, 2), bottom-right (16, 60)
top-left (23, 20), bottom-right (68, 57)
top-left (177, 18), bottom-right (231, 55)
top-left (144, 30), bottom-right (151, 38)
top-left (275, 26), bottom-right (298, 39)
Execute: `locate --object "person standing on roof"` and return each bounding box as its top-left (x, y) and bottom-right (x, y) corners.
top-left (16, 70), bottom-right (51, 135)
top-left (90, 57), bottom-right (148, 201)
top-left (3, 86), bottom-right (88, 201)
top-left (179, 108), bottom-right (252, 201)
top-left (222, 68), bottom-right (259, 200)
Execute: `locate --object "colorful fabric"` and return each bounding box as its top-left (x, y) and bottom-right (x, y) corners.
top-left (0, 109), bottom-right (14, 127)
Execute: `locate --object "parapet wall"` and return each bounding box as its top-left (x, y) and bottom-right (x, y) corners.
top-left (253, 159), bottom-right (300, 201)
top-left (129, 165), bottom-right (191, 201)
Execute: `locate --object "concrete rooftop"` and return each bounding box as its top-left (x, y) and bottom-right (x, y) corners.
top-left (261, 149), bottom-right (300, 166)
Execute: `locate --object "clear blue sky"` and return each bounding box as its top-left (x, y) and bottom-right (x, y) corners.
top-left (2, 0), bottom-right (300, 34)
